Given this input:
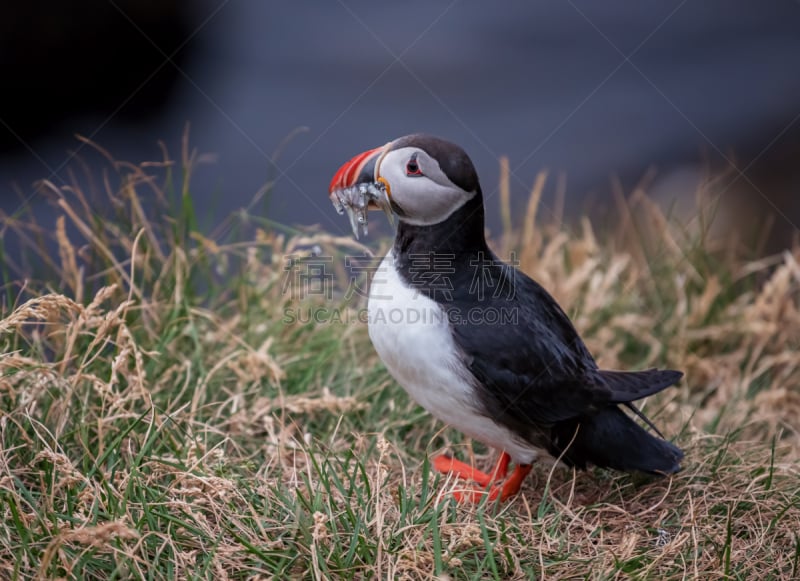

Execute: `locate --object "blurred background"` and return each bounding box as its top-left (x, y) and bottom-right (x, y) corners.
top-left (2, 0), bottom-right (799, 264)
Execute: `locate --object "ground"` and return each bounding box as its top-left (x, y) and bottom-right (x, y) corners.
top-left (0, 152), bottom-right (798, 579)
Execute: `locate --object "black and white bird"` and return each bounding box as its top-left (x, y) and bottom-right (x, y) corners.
top-left (329, 134), bottom-right (684, 501)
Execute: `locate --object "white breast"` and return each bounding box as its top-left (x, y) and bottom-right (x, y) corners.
top-left (367, 252), bottom-right (538, 464)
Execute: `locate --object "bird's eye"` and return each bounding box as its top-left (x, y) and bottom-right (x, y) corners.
top-left (406, 157), bottom-right (423, 177)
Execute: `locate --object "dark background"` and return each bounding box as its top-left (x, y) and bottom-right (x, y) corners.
top-left (2, 1), bottom-right (799, 253)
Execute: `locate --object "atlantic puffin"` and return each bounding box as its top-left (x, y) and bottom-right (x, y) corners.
top-left (329, 134), bottom-right (684, 502)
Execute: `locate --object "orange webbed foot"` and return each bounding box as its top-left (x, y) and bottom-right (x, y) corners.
top-left (432, 453), bottom-right (505, 487)
top-left (432, 452), bottom-right (530, 502)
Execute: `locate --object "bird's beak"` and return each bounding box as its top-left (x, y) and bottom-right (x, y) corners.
top-left (329, 142), bottom-right (394, 237)
top-left (329, 145), bottom-right (384, 195)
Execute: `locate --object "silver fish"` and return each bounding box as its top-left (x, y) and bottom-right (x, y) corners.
top-left (329, 181), bottom-right (393, 239)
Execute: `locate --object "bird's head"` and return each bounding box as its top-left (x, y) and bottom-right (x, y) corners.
top-left (329, 134), bottom-right (481, 229)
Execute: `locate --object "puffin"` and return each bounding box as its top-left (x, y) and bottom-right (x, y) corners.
top-left (329, 134), bottom-right (684, 502)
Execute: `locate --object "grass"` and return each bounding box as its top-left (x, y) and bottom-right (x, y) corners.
top-left (0, 143), bottom-right (799, 579)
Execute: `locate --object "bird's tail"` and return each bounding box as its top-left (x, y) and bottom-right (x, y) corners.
top-left (549, 406), bottom-right (683, 475)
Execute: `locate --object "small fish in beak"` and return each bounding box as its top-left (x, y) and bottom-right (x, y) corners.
top-left (328, 144), bottom-right (393, 239)
top-left (329, 181), bottom-right (392, 239)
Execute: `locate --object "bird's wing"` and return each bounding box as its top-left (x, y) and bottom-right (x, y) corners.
top-left (448, 263), bottom-right (680, 429)
top-left (448, 265), bottom-right (610, 426)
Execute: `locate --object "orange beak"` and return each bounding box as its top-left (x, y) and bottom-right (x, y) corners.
top-left (328, 146), bottom-right (384, 194)
top-left (329, 142), bottom-right (395, 238)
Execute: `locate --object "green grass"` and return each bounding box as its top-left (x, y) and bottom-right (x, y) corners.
top-left (0, 145), bottom-right (799, 579)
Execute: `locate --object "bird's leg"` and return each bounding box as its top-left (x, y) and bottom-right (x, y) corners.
top-left (432, 451), bottom-right (511, 487)
top-left (484, 463), bottom-right (533, 502)
top-left (432, 451), bottom-right (531, 502)
top-left (432, 451), bottom-right (532, 502)
top-left (433, 455), bottom-right (491, 487)
top-left (452, 462), bottom-right (532, 503)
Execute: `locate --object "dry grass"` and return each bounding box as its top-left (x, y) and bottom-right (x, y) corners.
top-left (0, 145), bottom-right (798, 580)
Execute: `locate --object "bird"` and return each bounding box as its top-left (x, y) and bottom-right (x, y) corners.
top-left (328, 134), bottom-right (684, 502)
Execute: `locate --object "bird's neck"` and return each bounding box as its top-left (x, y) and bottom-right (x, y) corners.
top-left (392, 189), bottom-right (489, 259)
